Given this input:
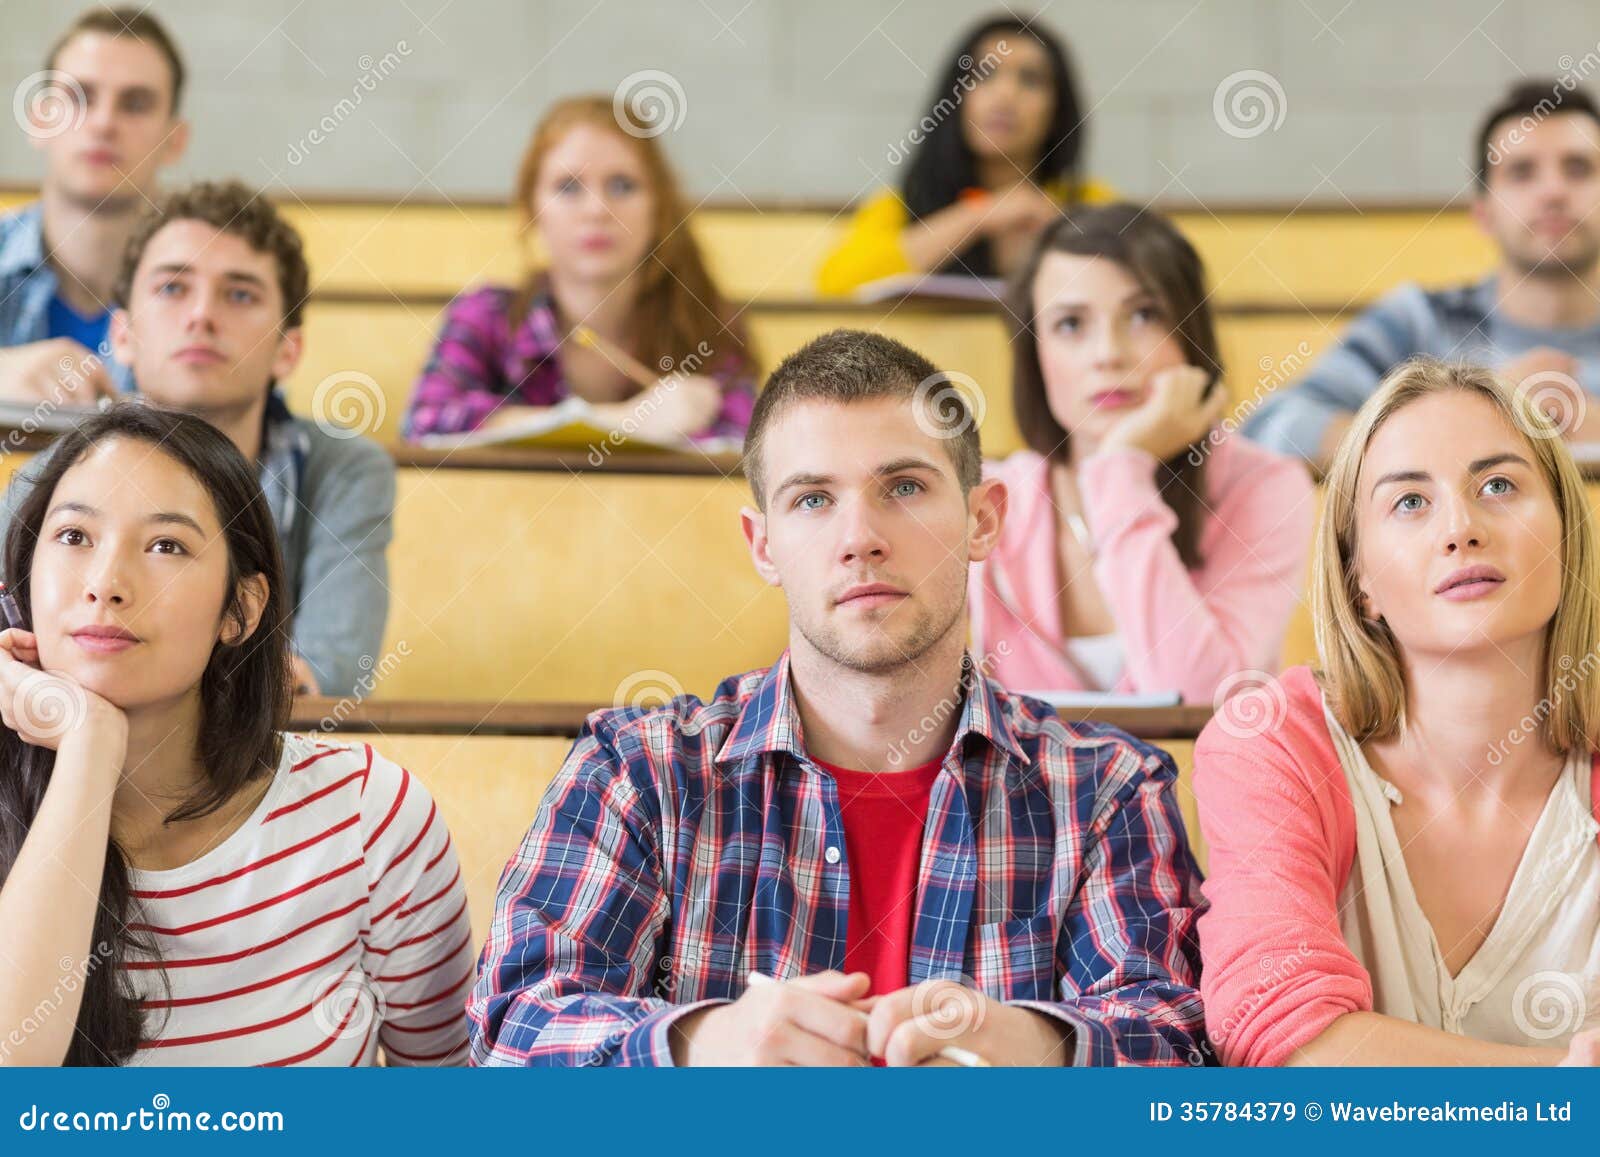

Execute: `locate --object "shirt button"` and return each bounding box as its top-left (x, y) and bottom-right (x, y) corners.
top-left (824, 845), bottom-right (841, 865)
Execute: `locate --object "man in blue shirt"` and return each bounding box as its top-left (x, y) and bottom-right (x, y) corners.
top-left (0, 7), bottom-right (189, 404)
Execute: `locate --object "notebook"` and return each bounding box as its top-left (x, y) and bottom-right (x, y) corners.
top-left (0, 398), bottom-right (107, 434)
top-left (413, 396), bottom-right (742, 455)
top-left (1021, 689), bottom-right (1184, 709)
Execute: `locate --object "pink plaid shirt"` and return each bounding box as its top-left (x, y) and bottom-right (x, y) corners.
top-left (403, 282), bottom-right (756, 440)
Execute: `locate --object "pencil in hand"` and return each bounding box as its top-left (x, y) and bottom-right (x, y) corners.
top-left (570, 324), bottom-right (661, 390)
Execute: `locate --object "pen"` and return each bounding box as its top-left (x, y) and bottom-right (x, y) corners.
top-left (745, 969), bottom-right (990, 1067)
top-left (570, 324), bottom-right (662, 390)
top-left (0, 581), bottom-right (27, 631)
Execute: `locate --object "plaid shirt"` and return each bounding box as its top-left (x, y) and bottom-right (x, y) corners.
top-left (468, 651), bottom-right (1208, 1067)
top-left (0, 202), bottom-right (133, 390)
top-left (401, 281), bottom-right (756, 441)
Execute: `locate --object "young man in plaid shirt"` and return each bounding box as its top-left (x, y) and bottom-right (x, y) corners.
top-left (469, 329), bottom-right (1208, 1067)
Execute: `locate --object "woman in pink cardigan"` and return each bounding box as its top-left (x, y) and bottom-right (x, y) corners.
top-left (969, 204), bottom-right (1315, 704)
top-left (1195, 358), bottom-right (1600, 1066)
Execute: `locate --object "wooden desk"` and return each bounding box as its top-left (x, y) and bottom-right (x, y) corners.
top-left (289, 696), bottom-right (1216, 741)
top-left (286, 699), bottom-right (1218, 895)
top-left (17, 424), bottom-right (1600, 484)
top-left (390, 445), bottom-right (742, 476)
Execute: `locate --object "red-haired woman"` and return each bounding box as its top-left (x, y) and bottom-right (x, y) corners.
top-left (404, 96), bottom-right (759, 445)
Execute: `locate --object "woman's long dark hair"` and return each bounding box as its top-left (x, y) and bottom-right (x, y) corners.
top-left (901, 14), bottom-right (1086, 277)
top-left (1006, 203), bottom-right (1221, 568)
top-left (0, 403), bottom-right (292, 1064)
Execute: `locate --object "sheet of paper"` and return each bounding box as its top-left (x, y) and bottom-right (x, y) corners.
top-left (1021, 689), bottom-right (1184, 709)
top-left (851, 272), bottom-right (1005, 304)
top-left (416, 396), bottom-right (741, 455)
top-left (0, 399), bottom-right (105, 434)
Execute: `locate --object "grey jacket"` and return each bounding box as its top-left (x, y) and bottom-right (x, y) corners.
top-left (1242, 276), bottom-right (1600, 462)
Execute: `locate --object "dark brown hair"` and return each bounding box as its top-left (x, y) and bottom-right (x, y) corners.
top-left (114, 180), bottom-right (309, 329)
top-left (511, 96), bottom-right (758, 383)
top-left (1006, 202), bottom-right (1218, 567)
top-left (742, 328), bottom-right (982, 509)
top-left (902, 13), bottom-right (1087, 278)
top-left (48, 6), bottom-right (186, 115)
top-left (1477, 79), bottom-right (1600, 188)
top-left (0, 403), bottom-right (292, 1064)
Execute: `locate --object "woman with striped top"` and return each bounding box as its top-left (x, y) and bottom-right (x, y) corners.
top-left (0, 404), bottom-right (472, 1066)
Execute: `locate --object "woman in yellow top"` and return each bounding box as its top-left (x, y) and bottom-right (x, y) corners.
top-left (818, 14), bottom-right (1114, 296)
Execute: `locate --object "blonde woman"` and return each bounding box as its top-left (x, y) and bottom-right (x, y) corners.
top-left (1194, 357), bottom-right (1600, 1066)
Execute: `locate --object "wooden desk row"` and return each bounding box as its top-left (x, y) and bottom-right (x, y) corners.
top-left (284, 296), bottom-right (1345, 451)
top-left (9, 435), bottom-right (1600, 705)
top-left (288, 696), bottom-right (1216, 740)
top-left (296, 202), bottom-right (1487, 314)
top-left (0, 186), bottom-right (1493, 311)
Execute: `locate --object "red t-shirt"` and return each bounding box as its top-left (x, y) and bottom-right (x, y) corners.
top-left (813, 755), bottom-right (942, 996)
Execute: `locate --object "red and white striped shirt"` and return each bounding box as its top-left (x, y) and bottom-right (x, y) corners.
top-left (122, 734), bottom-right (474, 1066)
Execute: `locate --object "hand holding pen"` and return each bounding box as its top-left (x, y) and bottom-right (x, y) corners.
top-left (748, 971), bottom-right (990, 1067)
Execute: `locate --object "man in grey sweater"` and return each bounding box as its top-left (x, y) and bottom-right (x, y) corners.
top-left (2, 180), bottom-right (393, 698)
top-left (1245, 80), bottom-right (1600, 471)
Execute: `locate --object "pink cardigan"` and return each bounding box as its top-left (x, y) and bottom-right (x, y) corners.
top-left (1192, 664), bottom-right (1600, 1067)
top-left (967, 438), bottom-right (1315, 702)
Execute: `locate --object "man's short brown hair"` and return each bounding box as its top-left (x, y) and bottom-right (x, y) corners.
top-left (114, 180), bottom-right (310, 329)
top-left (48, 6), bottom-right (186, 114)
top-left (742, 328), bottom-right (983, 509)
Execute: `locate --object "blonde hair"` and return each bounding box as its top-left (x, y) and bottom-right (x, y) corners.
top-left (1313, 357), bottom-right (1600, 749)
